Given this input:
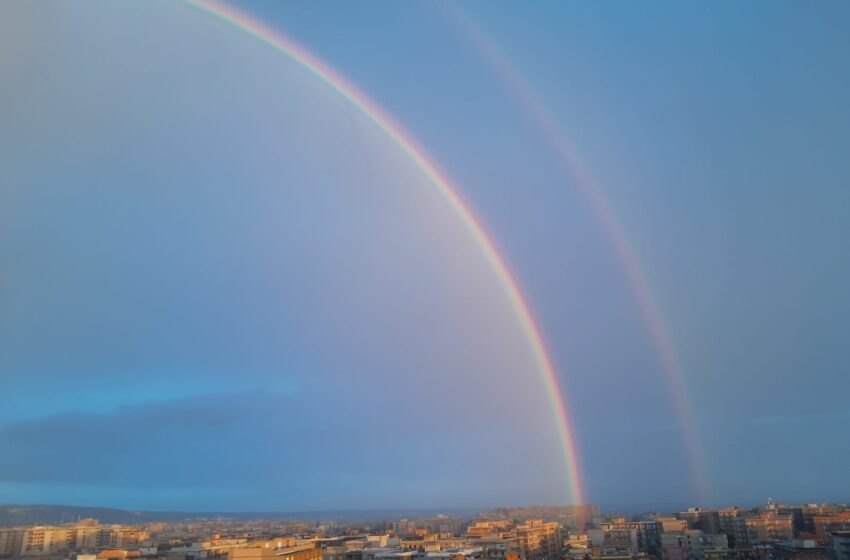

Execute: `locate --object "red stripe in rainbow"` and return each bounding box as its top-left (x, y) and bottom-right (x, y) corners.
top-left (443, 5), bottom-right (709, 503)
top-left (177, 0), bottom-right (585, 504)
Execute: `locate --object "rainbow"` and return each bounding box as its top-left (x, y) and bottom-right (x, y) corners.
top-left (177, 0), bottom-right (585, 504)
top-left (442, 5), bottom-right (709, 502)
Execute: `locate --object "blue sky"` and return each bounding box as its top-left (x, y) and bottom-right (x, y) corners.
top-left (1, 0), bottom-right (849, 511)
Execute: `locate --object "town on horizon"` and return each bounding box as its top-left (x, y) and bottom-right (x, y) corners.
top-left (2, 500), bottom-right (850, 560)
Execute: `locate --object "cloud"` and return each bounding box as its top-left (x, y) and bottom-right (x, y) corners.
top-left (0, 392), bottom-right (284, 487)
top-left (0, 390), bottom-right (564, 509)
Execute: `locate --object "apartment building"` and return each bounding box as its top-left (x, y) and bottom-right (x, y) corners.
top-left (0, 524), bottom-right (150, 557)
top-left (599, 522), bottom-right (661, 556)
top-left (745, 514), bottom-right (794, 543)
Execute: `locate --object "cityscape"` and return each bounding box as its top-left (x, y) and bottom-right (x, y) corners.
top-left (1, 3), bottom-right (848, 560)
top-left (1, 502), bottom-right (850, 560)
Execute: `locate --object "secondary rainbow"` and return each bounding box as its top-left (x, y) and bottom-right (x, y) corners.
top-left (178, 0), bottom-right (585, 504)
top-left (443, 5), bottom-right (709, 502)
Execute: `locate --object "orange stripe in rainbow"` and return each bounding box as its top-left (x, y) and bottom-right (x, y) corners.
top-left (177, 0), bottom-right (585, 504)
top-left (443, 5), bottom-right (709, 503)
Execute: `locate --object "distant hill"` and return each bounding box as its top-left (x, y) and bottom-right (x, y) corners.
top-left (0, 504), bottom-right (481, 526)
top-left (0, 505), bottom-right (150, 526)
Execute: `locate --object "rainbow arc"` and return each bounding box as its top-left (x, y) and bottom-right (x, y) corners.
top-left (180, 0), bottom-right (586, 504)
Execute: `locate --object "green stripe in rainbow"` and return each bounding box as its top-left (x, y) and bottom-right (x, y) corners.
top-left (177, 0), bottom-right (585, 504)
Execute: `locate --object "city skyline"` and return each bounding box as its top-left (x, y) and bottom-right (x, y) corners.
top-left (2, 499), bottom-right (850, 560)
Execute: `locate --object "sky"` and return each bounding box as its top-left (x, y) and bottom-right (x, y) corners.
top-left (1, 0), bottom-right (849, 512)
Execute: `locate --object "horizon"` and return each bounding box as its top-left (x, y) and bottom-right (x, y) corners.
top-left (3, 497), bottom-right (848, 518)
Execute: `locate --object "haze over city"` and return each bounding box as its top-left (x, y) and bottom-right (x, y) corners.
top-left (1, 0), bottom-right (849, 519)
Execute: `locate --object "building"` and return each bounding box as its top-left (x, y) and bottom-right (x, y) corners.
top-left (425, 548), bottom-right (484, 560)
top-left (467, 524), bottom-right (513, 539)
top-left (680, 511), bottom-right (721, 536)
top-left (464, 520), bottom-right (561, 560)
top-left (746, 514), bottom-right (794, 544)
top-left (660, 531), bottom-right (728, 560)
top-left (515, 521), bottom-right (562, 560)
top-left (752, 542), bottom-right (830, 560)
top-left (0, 530), bottom-right (25, 558)
top-left (812, 514), bottom-right (850, 545)
top-left (163, 536), bottom-right (250, 560)
top-left (231, 543), bottom-right (322, 560)
top-left (832, 532), bottom-right (850, 560)
top-left (0, 523), bottom-right (152, 557)
top-left (599, 522), bottom-right (661, 556)
top-left (718, 510), bottom-right (750, 549)
top-left (657, 520), bottom-right (688, 534)
top-left (394, 519), bottom-right (464, 538)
